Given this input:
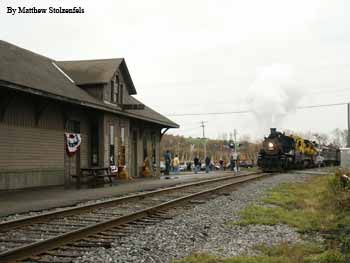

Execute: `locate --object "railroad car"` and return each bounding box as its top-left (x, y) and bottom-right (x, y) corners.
top-left (258, 128), bottom-right (340, 172)
top-left (317, 145), bottom-right (340, 166)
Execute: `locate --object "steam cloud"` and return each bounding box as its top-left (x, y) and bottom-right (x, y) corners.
top-left (247, 64), bottom-right (302, 136)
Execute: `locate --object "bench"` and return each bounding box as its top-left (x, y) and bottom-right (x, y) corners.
top-left (74, 167), bottom-right (113, 189)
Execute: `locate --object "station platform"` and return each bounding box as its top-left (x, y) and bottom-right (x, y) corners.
top-left (0, 170), bottom-right (245, 217)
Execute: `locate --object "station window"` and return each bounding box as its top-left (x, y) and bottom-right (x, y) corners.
top-left (118, 127), bottom-right (126, 166)
top-left (111, 81), bottom-right (117, 103)
top-left (118, 83), bottom-right (123, 105)
top-left (115, 76), bottom-right (119, 103)
top-left (120, 127), bottom-right (125, 146)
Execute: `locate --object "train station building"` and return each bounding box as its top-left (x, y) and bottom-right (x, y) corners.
top-left (0, 40), bottom-right (178, 190)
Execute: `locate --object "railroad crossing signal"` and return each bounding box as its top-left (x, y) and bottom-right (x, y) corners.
top-left (228, 141), bottom-right (241, 150)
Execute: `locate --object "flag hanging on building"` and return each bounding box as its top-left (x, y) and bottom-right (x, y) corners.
top-left (65, 133), bottom-right (82, 156)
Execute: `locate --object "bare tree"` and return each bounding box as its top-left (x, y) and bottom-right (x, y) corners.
top-left (313, 132), bottom-right (329, 146)
top-left (161, 134), bottom-right (261, 164)
top-left (331, 128), bottom-right (348, 147)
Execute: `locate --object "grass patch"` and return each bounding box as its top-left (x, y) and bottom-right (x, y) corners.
top-left (173, 243), bottom-right (344, 263)
top-left (235, 177), bottom-right (337, 233)
top-left (174, 169), bottom-right (350, 263)
top-left (236, 205), bottom-right (324, 233)
top-left (235, 170), bottom-right (350, 260)
top-left (236, 174), bottom-right (350, 236)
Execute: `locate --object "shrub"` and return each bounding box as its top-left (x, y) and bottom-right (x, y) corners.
top-left (313, 250), bottom-right (344, 263)
top-left (326, 169), bottom-right (350, 211)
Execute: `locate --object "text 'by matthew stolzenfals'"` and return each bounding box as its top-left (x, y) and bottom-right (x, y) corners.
top-left (6, 6), bottom-right (85, 15)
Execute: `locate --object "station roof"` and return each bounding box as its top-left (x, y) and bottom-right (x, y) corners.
top-left (0, 40), bottom-right (178, 128)
top-left (57, 59), bottom-right (137, 95)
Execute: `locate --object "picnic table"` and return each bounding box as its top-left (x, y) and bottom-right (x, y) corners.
top-left (75, 167), bottom-right (113, 189)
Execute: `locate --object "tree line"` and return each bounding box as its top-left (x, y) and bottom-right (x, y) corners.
top-left (160, 134), bottom-right (260, 164)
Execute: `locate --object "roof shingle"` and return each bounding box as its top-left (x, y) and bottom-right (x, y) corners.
top-left (57, 59), bottom-right (136, 94)
top-left (57, 59), bottom-right (123, 85)
top-left (0, 40), bottom-right (178, 128)
top-left (0, 40), bottom-right (100, 105)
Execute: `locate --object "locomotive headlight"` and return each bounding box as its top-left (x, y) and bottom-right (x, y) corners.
top-left (268, 142), bottom-right (274, 150)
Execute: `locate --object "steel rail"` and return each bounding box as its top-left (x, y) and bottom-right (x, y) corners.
top-left (0, 172), bottom-right (260, 231)
top-left (0, 173), bottom-right (266, 263)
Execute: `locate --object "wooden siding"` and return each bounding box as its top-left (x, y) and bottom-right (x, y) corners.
top-left (4, 95), bottom-right (36, 128)
top-left (1, 96), bottom-right (65, 171)
top-left (0, 93), bottom-right (91, 189)
top-left (0, 89), bottom-right (163, 188)
top-left (0, 122), bottom-right (65, 189)
top-left (3, 94), bottom-right (64, 130)
top-left (0, 123), bottom-right (64, 170)
top-left (79, 84), bottom-right (104, 101)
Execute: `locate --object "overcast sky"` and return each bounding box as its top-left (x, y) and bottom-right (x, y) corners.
top-left (1, 0), bottom-right (349, 140)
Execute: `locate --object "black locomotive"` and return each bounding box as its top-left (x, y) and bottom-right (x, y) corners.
top-left (258, 128), bottom-right (339, 172)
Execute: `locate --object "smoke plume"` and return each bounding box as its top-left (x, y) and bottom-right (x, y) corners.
top-left (247, 64), bottom-right (301, 136)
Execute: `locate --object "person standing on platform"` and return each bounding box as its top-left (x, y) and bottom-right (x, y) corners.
top-left (219, 158), bottom-right (224, 170)
top-left (173, 154), bottom-right (180, 175)
top-left (205, 156), bottom-right (211, 173)
top-left (164, 150), bottom-right (171, 175)
top-left (230, 155), bottom-right (235, 171)
top-left (194, 156), bottom-right (200, 174)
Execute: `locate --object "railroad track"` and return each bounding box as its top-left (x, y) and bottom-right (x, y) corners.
top-left (0, 172), bottom-right (267, 263)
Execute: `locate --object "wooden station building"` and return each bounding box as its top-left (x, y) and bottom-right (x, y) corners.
top-left (0, 40), bottom-right (178, 190)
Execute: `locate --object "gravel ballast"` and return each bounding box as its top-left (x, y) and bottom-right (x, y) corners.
top-left (74, 172), bottom-right (322, 263)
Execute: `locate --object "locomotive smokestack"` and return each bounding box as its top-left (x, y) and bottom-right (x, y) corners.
top-left (270, 128), bottom-right (277, 135)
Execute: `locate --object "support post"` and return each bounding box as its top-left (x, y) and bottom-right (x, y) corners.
top-left (200, 121), bottom-right (207, 158)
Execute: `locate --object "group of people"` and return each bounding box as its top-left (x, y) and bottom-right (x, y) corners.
top-left (194, 155), bottom-right (238, 173)
top-left (164, 150), bottom-right (180, 175)
top-left (193, 155), bottom-right (211, 174)
top-left (164, 150), bottom-right (239, 176)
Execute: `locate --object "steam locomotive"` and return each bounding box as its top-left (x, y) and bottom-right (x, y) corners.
top-left (258, 128), bottom-right (340, 172)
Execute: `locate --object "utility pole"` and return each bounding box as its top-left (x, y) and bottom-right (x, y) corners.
top-left (200, 121), bottom-right (207, 158)
top-left (234, 129), bottom-right (237, 151)
top-left (200, 121), bottom-right (205, 138)
top-left (347, 103), bottom-right (350, 148)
